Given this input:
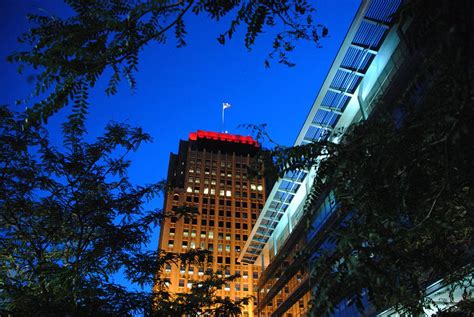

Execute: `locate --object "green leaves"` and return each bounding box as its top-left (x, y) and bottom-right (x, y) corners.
top-left (9, 0), bottom-right (328, 124)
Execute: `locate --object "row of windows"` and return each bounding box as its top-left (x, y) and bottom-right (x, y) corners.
top-left (167, 265), bottom-right (259, 279)
top-left (187, 159), bottom-right (247, 169)
top-left (170, 229), bottom-right (248, 240)
top-left (176, 197), bottom-right (264, 208)
top-left (199, 219), bottom-right (252, 229)
top-left (168, 240), bottom-right (243, 253)
top-left (177, 279), bottom-right (252, 292)
top-left (187, 177), bottom-right (263, 190)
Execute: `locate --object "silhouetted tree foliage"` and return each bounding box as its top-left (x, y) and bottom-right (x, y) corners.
top-left (248, 0), bottom-right (473, 315)
top-left (0, 107), bottom-right (250, 316)
top-left (8, 0), bottom-right (327, 126)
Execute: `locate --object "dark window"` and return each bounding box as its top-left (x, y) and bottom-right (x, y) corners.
top-left (209, 220), bottom-right (215, 226)
top-left (235, 212), bottom-right (240, 218)
top-left (243, 223), bottom-right (248, 230)
top-left (226, 222), bottom-right (231, 228)
top-left (219, 210), bottom-right (224, 217)
top-left (225, 257), bottom-right (231, 264)
top-left (171, 217), bottom-right (177, 223)
top-left (186, 196), bottom-right (192, 202)
top-left (226, 210), bottom-right (231, 217)
top-left (201, 219), bottom-right (207, 226)
top-left (193, 196), bottom-right (199, 203)
top-left (218, 221), bottom-right (224, 228)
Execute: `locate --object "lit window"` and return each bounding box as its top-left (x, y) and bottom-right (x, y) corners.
top-left (191, 229), bottom-right (196, 237)
top-left (219, 190), bottom-right (225, 196)
top-left (226, 190), bottom-right (232, 197)
top-left (225, 283), bottom-right (230, 291)
top-left (225, 245), bottom-right (231, 252)
top-left (190, 241), bottom-right (196, 249)
top-left (187, 282), bottom-right (192, 289)
top-left (225, 234), bottom-right (231, 241)
top-left (183, 230), bottom-right (189, 237)
top-left (211, 188), bottom-right (216, 195)
top-left (186, 186), bottom-right (192, 193)
top-left (257, 185), bottom-right (263, 191)
top-left (200, 231), bottom-right (206, 238)
top-left (188, 267), bottom-right (194, 275)
top-left (203, 188), bottom-right (209, 194)
top-left (182, 241), bottom-right (188, 249)
top-left (198, 267), bottom-right (204, 276)
top-left (250, 184), bottom-right (256, 190)
top-left (208, 231), bottom-right (214, 239)
top-left (165, 264), bottom-right (171, 273)
top-left (218, 244), bottom-right (223, 252)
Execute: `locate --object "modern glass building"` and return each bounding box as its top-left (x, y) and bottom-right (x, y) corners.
top-left (240, 0), bottom-right (473, 315)
top-left (238, 0), bottom-right (411, 315)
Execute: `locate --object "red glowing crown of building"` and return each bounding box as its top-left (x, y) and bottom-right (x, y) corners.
top-left (189, 130), bottom-right (260, 148)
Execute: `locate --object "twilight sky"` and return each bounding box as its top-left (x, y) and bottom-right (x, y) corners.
top-left (0, 0), bottom-right (360, 289)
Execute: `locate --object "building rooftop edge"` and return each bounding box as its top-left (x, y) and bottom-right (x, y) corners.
top-left (188, 130), bottom-right (260, 148)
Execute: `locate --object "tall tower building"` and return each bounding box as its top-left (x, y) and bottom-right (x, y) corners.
top-left (158, 130), bottom-right (267, 316)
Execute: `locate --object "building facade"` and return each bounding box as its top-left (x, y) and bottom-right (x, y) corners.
top-left (157, 130), bottom-right (268, 316)
top-left (240, 0), bottom-right (473, 316)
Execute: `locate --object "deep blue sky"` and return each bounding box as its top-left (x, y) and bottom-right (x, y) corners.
top-left (0, 0), bottom-right (360, 290)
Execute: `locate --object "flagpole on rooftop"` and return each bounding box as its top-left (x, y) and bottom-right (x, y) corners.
top-left (222, 103), bottom-right (231, 133)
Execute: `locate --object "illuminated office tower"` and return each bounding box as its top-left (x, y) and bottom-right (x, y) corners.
top-left (158, 130), bottom-right (267, 316)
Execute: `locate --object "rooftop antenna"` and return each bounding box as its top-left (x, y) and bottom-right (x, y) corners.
top-left (222, 102), bottom-right (231, 133)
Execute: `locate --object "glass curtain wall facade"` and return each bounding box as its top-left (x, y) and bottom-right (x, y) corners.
top-left (239, 0), bottom-right (407, 316)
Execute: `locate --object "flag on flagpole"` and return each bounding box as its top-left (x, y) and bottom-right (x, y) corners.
top-left (222, 102), bottom-right (231, 110)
